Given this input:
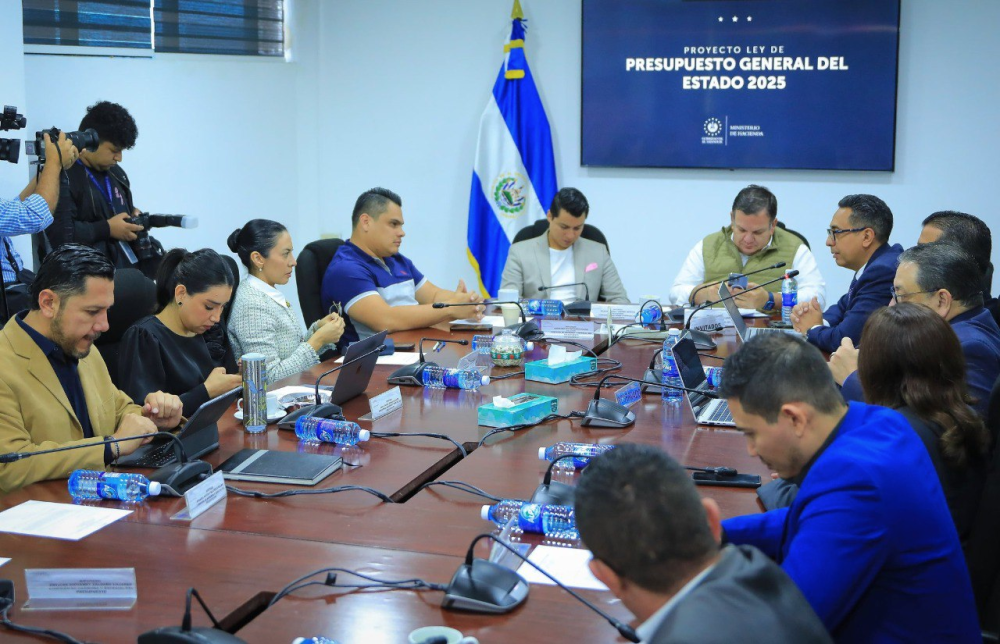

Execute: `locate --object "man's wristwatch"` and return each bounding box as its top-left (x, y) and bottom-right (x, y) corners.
top-left (762, 292), bottom-right (776, 311)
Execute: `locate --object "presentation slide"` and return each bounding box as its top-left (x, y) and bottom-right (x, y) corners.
top-left (581, 0), bottom-right (900, 171)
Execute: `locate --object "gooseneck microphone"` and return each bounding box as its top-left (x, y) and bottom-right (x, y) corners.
top-left (539, 282), bottom-right (590, 301)
top-left (688, 261), bottom-right (787, 305)
top-left (685, 270), bottom-right (799, 331)
top-left (387, 338), bottom-right (470, 386)
top-left (0, 431), bottom-right (212, 496)
top-left (538, 282), bottom-right (592, 316)
top-left (443, 533), bottom-right (640, 643)
top-left (531, 453), bottom-right (581, 506)
top-left (433, 300), bottom-right (543, 341)
top-left (583, 372), bottom-right (718, 428)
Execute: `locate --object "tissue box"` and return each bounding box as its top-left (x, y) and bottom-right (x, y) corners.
top-left (478, 393), bottom-right (559, 428)
top-left (525, 356), bottom-right (598, 384)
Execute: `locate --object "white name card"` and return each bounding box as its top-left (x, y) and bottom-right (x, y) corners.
top-left (539, 319), bottom-right (595, 339)
top-left (24, 568), bottom-right (137, 611)
top-left (172, 472), bottom-right (227, 522)
top-left (589, 303), bottom-right (640, 320)
top-left (366, 386), bottom-right (403, 421)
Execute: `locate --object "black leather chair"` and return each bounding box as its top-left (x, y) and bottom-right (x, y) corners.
top-left (296, 238), bottom-right (345, 329)
top-left (967, 376), bottom-right (1000, 636)
top-left (511, 219), bottom-right (610, 252)
top-left (776, 221), bottom-right (811, 249)
top-left (96, 268), bottom-right (156, 388)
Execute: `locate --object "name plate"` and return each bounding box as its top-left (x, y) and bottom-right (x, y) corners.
top-left (363, 386), bottom-right (403, 422)
top-left (614, 381), bottom-right (642, 408)
top-left (589, 303), bottom-right (640, 320)
top-left (24, 568), bottom-right (137, 611)
top-left (172, 472), bottom-right (227, 521)
top-left (539, 319), bottom-right (595, 339)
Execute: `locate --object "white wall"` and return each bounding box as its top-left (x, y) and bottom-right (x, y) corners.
top-left (0, 2), bottom-right (29, 261)
top-left (316, 0), bottom-right (1000, 303)
top-left (4, 0), bottom-right (1000, 310)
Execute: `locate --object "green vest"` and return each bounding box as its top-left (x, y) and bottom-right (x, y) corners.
top-left (701, 225), bottom-right (802, 307)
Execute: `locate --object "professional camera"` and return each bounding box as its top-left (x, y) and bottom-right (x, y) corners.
top-left (24, 126), bottom-right (100, 164)
top-left (127, 213), bottom-right (199, 262)
top-left (0, 105), bottom-right (26, 164)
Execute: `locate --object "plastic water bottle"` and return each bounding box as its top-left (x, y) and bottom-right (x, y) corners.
top-left (292, 638), bottom-right (338, 644)
top-left (539, 442), bottom-right (615, 469)
top-left (782, 272), bottom-right (798, 325)
top-left (481, 499), bottom-right (526, 525)
top-left (661, 328), bottom-right (683, 402)
top-left (295, 417), bottom-right (370, 446)
top-left (68, 471), bottom-right (161, 503)
top-left (703, 366), bottom-right (724, 388)
top-left (422, 366), bottom-right (490, 390)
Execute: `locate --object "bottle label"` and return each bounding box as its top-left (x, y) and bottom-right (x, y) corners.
top-left (782, 291), bottom-right (798, 308)
top-left (518, 503), bottom-right (545, 532)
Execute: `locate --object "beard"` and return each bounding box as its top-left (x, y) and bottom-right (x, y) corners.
top-left (50, 310), bottom-right (100, 360)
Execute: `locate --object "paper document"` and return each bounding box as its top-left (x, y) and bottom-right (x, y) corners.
top-left (516, 546), bottom-right (609, 591)
top-left (335, 352), bottom-right (420, 366)
top-left (0, 501), bottom-right (132, 541)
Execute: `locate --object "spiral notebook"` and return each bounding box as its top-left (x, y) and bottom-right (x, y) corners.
top-left (218, 449), bottom-right (342, 486)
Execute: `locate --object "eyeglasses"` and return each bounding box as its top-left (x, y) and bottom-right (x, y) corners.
top-left (890, 287), bottom-right (937, 304)
top-left (329, 301), bottom-right (343, 317)
top-left (826, 227), bottom-right (868, 240)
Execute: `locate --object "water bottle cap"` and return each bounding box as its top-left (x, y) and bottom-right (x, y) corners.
top-left (358, 429), bottom-right (371, 442)
top-left (538, 447), bottom-right (546, 460)
top-left (480, 375), bottom-right (490, 386)
top-left (481, 505), bottom-right (491, 521)
top-left (668, 328), bottom-right (680, 336)
top-left (291, 639), bottom-right (307, 644)
top-left (147, 481), bottom-right (162, 496)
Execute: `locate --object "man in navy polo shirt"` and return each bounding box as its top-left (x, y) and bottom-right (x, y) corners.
top-left (322, 187), bottom-right (484, 350)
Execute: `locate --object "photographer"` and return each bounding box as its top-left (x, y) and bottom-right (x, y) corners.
top-left (48, 101), bottom-right (159, 277)
top-left (2, 131), bottom-right (78, 322)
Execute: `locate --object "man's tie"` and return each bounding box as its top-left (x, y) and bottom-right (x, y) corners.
top-left (847, 275), bottom-right (859, 301)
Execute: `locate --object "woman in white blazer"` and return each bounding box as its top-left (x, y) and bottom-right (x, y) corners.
top-left (226, 219), bottom-right (344, 382)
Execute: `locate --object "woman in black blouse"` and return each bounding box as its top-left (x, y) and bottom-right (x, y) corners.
top-left (119, 248), bottom-right (242, 417)
top-left (858, 303), bottom-right (991, 540)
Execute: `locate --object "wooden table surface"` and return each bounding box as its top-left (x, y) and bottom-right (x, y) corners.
top-left (1, 319), bottom-right (771, 642)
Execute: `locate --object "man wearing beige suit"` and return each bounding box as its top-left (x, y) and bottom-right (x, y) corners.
top-left (500, 188), bottom-right (629, 304)
top-left (0, 245), bottom-right (182, 492)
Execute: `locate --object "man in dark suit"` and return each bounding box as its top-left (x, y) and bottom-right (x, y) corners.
top-left (574, 443), bottom-right (831, 644)
top-left (833, 242), bottom-right (1000, 416)
top-left (918, 210), bottom-right (999, 328)
top-left (720, 334), bottom-right (979, 643)
top-left (791, 194), bottom-right (903, 352)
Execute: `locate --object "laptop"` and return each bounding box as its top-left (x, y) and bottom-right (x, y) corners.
top-left (718, 283), bottom-right (802, 343)
top-left (673, 337), bottom-right (736, 427)
top-left (328, 329), bottom-right (388, 405)
top-left (117, 386), bottom-right (242, 467)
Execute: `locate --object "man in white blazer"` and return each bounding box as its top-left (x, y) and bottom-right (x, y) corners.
top-left (499, 188), bottom-right (629, 304)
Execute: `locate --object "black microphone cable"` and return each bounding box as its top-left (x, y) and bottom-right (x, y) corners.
top-left (267, 568), bottom-right (446, 609)
top-left (0, 580), bottom-right (93, 644)
top-left (370, 431), bottom-right (467, 458)
top-left (476, 412), bottom-right (582, 449)
top-left (416, 480), bottom-right (502, 502)
top-left (225, 484), bottom-right (394, 503)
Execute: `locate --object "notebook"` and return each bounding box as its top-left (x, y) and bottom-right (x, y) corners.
top-left (217, 449), bottom-right (342, 486)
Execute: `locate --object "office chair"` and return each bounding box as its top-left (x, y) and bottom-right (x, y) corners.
top-left (511, 219), bottom-right (610, 252)
top-left (776, 221), bottom-right (811, 249)
top-left (96, 268), bottom-right (156, 388)
top-left (296, 238), bottom-right (345, 328)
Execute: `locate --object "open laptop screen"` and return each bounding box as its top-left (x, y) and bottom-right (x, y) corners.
top-left (717, 282), bottom-right (749, 339)
top-left (672, 337), bottom-right (710, 410)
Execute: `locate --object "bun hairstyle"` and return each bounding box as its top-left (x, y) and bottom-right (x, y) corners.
top-left (227, 219), bottom-right (288, 271)
top-left (155, 248), bottom-right (234, 312)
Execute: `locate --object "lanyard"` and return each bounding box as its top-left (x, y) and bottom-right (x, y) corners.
top-left (78, 160), bottom-right (114, 205)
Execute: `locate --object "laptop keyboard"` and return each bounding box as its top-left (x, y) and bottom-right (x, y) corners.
top-left (130, 441), bottom-right (178, 468)
top-left (703, 402), bottom-right (734, 424)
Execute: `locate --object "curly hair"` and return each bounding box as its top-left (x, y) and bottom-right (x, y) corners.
top-left (79, 100), bottom-right (138, 149)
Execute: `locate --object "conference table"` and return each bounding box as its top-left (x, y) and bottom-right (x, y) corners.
top-left (1, 314), bottom-right (769, 643)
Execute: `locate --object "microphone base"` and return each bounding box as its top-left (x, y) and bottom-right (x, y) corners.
top-left (580, 398), bottom-right (636, 428)
top-left (666, 306), bottom-right (685, 324)
top-left (679, 328), bottom-right (717, 350)
top-left (507, 321), bottom-right (544, 342)
top-left (531, 481), bottom-right (576, 506)
top-left (564, 300), bottom-right (591, 317)
top-left (150, 461), bottom-right (214, 497)
top-left (276, 403), bottom-right (345, 431)
top-left (387, 361), bottom-right (438, 387)
top-left (138, 626), bottom-right (246, 643)
top-left (640, 368), bottom-right (665, 396)
top-left (442, 558), bottom-right (529, 614)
